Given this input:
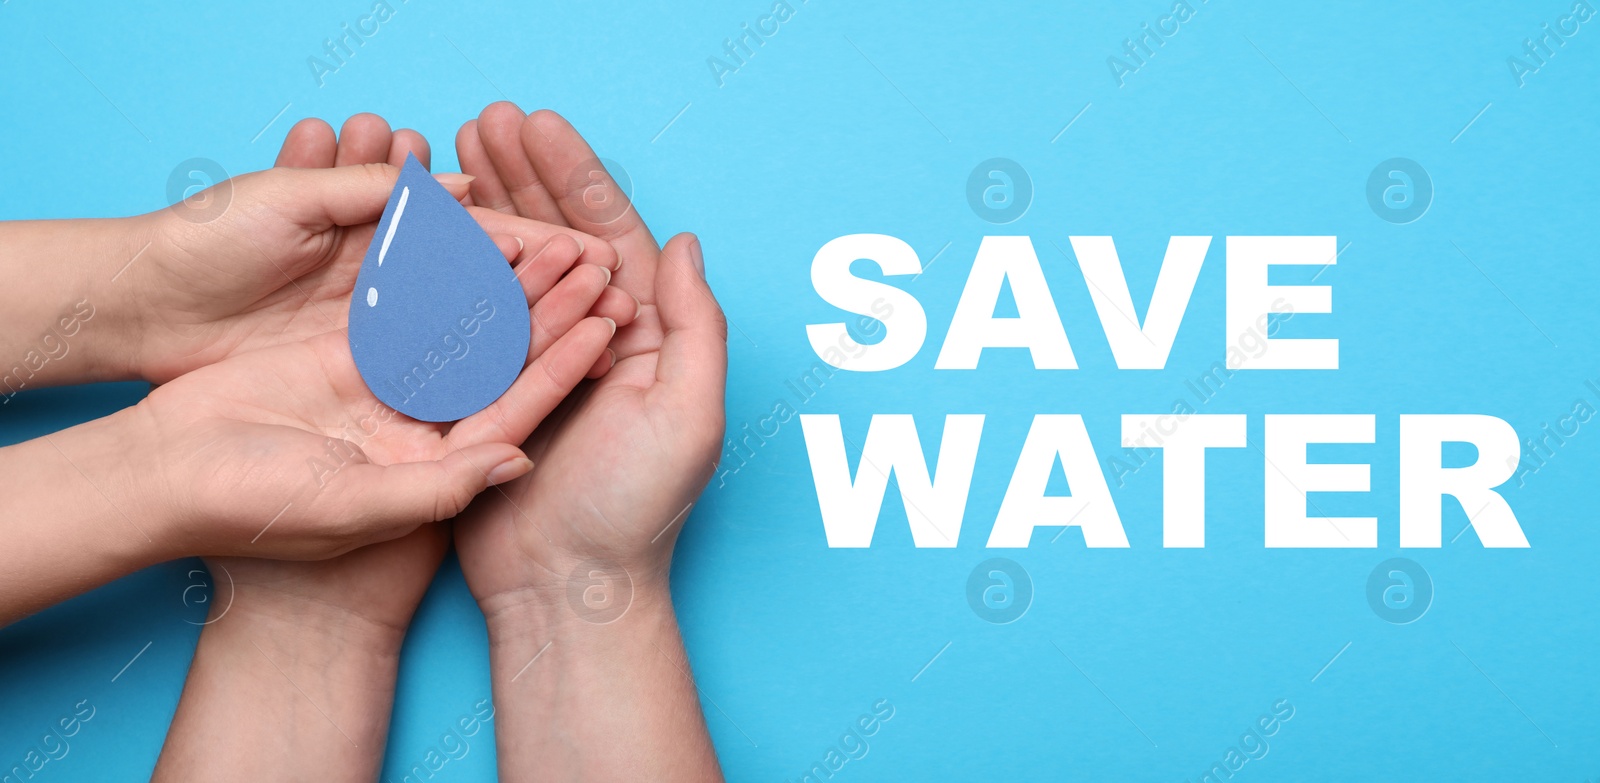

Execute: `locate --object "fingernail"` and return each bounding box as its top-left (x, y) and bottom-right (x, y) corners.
top-left (601, 265), bottom-right (612, 285)
top-left (632, 294), bottom-right (642, 320)
top-left (434, 172), bottom-right (476, 187)
top-left (602, 317), bottom-right (617, 335)
top-left (513, 236), bottom-right (525, 254)
top-left (486, 456), bottom-right (533, 486)
top-left (688, 237), bottom-right (704, 278)
top-left (571, 234), bottom-right (586, 257)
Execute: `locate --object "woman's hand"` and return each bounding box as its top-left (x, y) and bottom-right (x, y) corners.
top-left (135, 252), bottom-right (621, 561)
top-left (123, 114), bottom-right (628, 385)
top-left (188, 118), bottom-right (457, 646)
top-left (185, 117), bottom-right (497, 638)
top-left (0, 116), bottom-right (642, 626)
top-left (153, 116), bottom-right (640, 781)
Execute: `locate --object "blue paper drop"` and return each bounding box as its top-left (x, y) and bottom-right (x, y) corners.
top-left (348, 154), bottom-right (530, 422)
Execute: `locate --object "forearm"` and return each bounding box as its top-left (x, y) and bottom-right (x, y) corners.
top-left (483, 581), bottom-right (723, 782)
top-left (154, 601), bottom-right (404, 781)
top-left (0, 408), bottom-right (166, 626)
top-left (0, 218), bottom-right (151, 391)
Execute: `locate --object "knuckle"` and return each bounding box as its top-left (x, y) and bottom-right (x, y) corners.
top-left (710, 309), bottom-right (730, 342)
top-left (433, 463), bottom-right (476, 521)
top-left (359, 161), bottom-right (397, 182)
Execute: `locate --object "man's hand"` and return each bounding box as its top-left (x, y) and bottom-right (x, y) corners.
top-left (453, 104), bottom-right (728, 782)
top-left (455, 104), bottom-right (726, 623)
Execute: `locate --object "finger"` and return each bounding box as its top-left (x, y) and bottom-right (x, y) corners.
top-left (447, 316), bottom-right (617, 448)
top-left (457, 119), bottom-right (516, 214)
top-left (654, 233), bottom-right (726, 423)
top-left (491, 233), bottom-right (524, 265)
top-left (510, 233), bottom-right (584, 305)
top-left (389, 128), bottom-right (432, 169)
top-left (257, 163), bottom-right (398, 229)
top-left (264, 162), bottom-right (476, 227)
top-left (327, 442), bottom-right (531, 541)
top-left (523, 110), bottom-right (659, 301)
top-left (528, 263), bottom-right (612, 361)
top-left (436, 173), bottom-right (474, 203)
top-left (275, 118), bottom-right (336, 168)
top-left (479, 101), bottom-right (567, 224)
top-left (467, 206), bottom-right (619, 271)
top-left (334, 113), bottom-right (393, 166)
top-left (589, 285), bottom-right (641, 328)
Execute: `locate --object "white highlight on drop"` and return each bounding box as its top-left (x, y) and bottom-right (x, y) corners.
top-left (378, 186), bottom-right (410, 267)
top-left (366, 287), bottom-right (378, 307)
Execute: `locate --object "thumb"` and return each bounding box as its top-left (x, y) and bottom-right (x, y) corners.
top-left (256, 163), bottom-right (476, 229)
top-left (654, 233), bottom-right (727, 426)
top-left (322, 442), bottom-right (532, 541)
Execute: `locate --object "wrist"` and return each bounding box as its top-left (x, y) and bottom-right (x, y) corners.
top-left (479, 557), bottom-right (673, 641)
top-left (161, 588), bottom-right (403, 777)
top-left (481, 573), bottom-right (683, 710)
top-left (40, 406), bottom-right (169, 548)
top-left (75, 403), bottom-right (180, 561)
top-left (481, 567), bottom-right (677, 678)
top-left (476, 565), bottom-right (721, 782)
top-left (0, 408), bottom-right (171, 624)
top-left (102, 212), bottom-right (165, 381)
top-left (198, 593), bottom-right (408, 667)
top-left (0, 216), bottom-right (156, 389)
top-left (115, 209), bottom-right (217, 384)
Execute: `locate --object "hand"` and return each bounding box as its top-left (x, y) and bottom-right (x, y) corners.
top-left (134, 285), bottom-right (618, 562)
top-left (195, 113), bottom-right (645, 636)
top-left (123, 115), bottom-right (626, 385)
top-left (200, 117), bottom-right (473, 638)
top-left (154, 116), bottom-right (640, 782)
top-left (453, 105), bottom-right (727, 614)
top-left (123, 118), bottom-right (640, 562)
top-left (0, 114), bottom-right (647, 629)
top-left (450, 104), bottom-right (727, 782)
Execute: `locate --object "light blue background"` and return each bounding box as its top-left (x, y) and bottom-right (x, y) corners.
top-left (3, 0), bottom-right (1598, 780)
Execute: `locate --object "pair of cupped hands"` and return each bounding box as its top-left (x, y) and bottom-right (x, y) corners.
top-left (66, 105), bottom-right (725, 638)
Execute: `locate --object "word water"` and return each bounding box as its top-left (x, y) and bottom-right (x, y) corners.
top-left (348, 154), bottom-right (530, 422)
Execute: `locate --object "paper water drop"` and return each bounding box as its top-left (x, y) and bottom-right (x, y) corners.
top-left (348, 154), bottom-right (530, 422)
